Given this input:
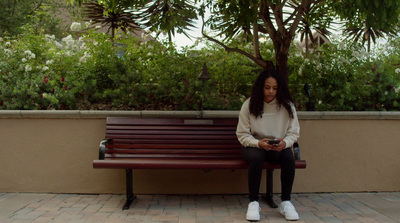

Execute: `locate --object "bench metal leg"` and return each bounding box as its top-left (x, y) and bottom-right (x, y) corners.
top-left (123, 169), bottom-right (136, 210)
top-left (264, 169), bottom-right (278, 208)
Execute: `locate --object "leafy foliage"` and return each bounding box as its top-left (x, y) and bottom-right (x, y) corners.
top-left (63, 0), bottom-right (400, 85)
top-left (83, 0), bottom-right (140, 40)
top-left (289, 37), bottom-right (400, 111)
top-left (1, 24), bottom-right (399, 111)
top-left (134, 0), bottom-right (198, 42)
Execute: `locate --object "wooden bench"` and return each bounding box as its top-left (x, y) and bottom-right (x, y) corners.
top-left (93, 117), bottom-right (307, 210)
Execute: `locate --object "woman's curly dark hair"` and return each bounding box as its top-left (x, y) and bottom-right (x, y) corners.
top-left (249, 68), bottom-right (295, 118)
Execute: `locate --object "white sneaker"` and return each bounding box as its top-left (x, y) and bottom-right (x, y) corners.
top-left (246, 201), bottom-right (260, 221)
top-left (280, 201), bottom-right (299, 221)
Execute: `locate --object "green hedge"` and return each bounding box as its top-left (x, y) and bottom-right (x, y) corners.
top-left (1, 29), bottom-right (399, 111)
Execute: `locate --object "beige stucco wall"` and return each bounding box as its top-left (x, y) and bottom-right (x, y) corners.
top-left (0, 110), bottom-right (399, 195)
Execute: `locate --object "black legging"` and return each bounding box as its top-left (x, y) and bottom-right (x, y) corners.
top-left (242, 147), bottom-right (295, 202)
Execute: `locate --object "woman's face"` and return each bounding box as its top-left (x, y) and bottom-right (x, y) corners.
top-left (263, 77), bottom-right (278, 103)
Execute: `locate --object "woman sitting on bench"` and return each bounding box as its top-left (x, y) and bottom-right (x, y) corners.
top-left (236, 68), bottom-right (300, 221)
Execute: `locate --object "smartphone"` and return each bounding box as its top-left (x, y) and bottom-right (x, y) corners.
top-left (268, 139), bottom-right (280, 145)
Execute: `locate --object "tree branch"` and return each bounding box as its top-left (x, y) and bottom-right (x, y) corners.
top-left (288, 0), bottom-right (312, 37)
top-left (252, 21), bottom-right (262, 59)
top-left (253, 2), bottom-right (262, 59)
top-left (268, 1), bottom-right (287, 36)
top-left (260, 1), bottom-right (278, 40)
top-left (201, 18), bottom-right (268, 68)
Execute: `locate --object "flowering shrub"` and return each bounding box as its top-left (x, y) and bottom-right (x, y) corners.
top-left (0, 31), bottom-right (96, 109)
top-left (0, 23), bottom-right (399, 111)
top-left (288, 36), bottom-right (400, 111)
top-left (0, 25), bottom-right (255, 110)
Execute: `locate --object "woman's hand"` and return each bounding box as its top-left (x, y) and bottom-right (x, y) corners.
top-left (258, 138), bottom-right (286, 152)
top-left (271, 138), bottom-right (286, 151)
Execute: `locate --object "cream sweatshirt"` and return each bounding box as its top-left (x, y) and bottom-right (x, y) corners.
top-left (236, 98), bottom-right (300, 148)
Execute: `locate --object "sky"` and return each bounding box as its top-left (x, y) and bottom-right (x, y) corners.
top-left (156, 11), bottom-right (211, 50)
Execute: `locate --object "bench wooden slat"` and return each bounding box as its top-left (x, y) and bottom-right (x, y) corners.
top-left (105, 135), bottom-right (238, 140)
top-left (106, 117), bottom-right (238, 126)
top-left (106, 144), bottom-right (241, 149)
top-left (104, 154), bottom-right (243, 159)
top-left (106, 139), bottom-right (239, 145)
top-left (106, 130), bottom-right (236, 136)
top-left (105, 148), bottom-right (242, 154)
top-left (107, 125), bottom-right (237, 131)
top-left (106, 149), bottom-right (240, 153)
top-left (94, 159), bottom-right (307, 169)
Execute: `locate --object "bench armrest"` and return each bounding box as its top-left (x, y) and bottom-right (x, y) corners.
top-left (292, 142), bottom-right (301, 160)
top-left (99, 139), bottom-right (111, 160)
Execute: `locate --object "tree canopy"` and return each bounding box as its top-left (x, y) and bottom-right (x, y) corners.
top-left (66, 0), bottom-right (400, 82)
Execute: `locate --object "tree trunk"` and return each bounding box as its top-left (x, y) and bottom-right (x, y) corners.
top-left (273, 38), bottom-right (291, 84)
top-left (276, 52), bottom-right (289, 84)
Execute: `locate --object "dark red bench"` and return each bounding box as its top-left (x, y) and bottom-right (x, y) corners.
top-left (93, 117), bottom-right (306, 210)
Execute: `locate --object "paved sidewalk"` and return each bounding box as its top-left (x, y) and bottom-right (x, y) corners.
top-left (0, 192), bottom-right (399, 223)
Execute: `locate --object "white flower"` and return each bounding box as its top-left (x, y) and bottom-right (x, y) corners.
top-left (55, 41), bottom-right (63, 48)
top-left (66, 40), bottom-right (75, 47)
top-left (42, 66), bottom-right (49, 71)
top-left (298, 67), bottom-right (303, 76)
top-left (5, 42), bottom-right (11, 46)
top-left (21, 58), bottom-right (27, 63)
top-left (79, 52), bottom-right (91, 63)
top-left (24, 50), bottom-right (36, 59)
top-left (0, 37), bottom-right (3, 42)
top-left (395, 87), bottom-right (400, 93)
top-left (46, 60), bottom-right (54, 65)
top-left (70, 22), bottom-right (82, 31)
top-left (95, 25), bottom-right (102, 29)
top-left (62, 35), bottom-right (75, 48)
top-left (4, 49), bottom-right (12, 54)
top-left (25, 65), bottom-right (32, 72)
top-left (80, 43), bottom-right (87, 50)
top-left (395, 68), bottom-right (400, 74)
top-left (352, 51), bottom-right (360, 58)
top-left (45, 34), bottom-right (55, 41)
top-left (79, 56), bottom-right (87, 63)
top-left (72, 45), bottom-right (80, 51)
top-left (85, 21), bottom-right (91, 28)
top-left (359, 49), bottom-right (367, 58)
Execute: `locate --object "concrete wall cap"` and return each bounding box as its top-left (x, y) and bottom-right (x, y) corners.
top-left (0, 110), bottom-right (399, 119)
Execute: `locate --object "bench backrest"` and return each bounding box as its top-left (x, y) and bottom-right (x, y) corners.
top-left (104, 117), bottom-right (242, 160)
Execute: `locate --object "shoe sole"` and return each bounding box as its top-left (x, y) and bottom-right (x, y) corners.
top-left (246, 215), bottom-right (260, 221)
top-left (280, 212), bottom-right (299, 221)
top-left (246, 217), bottom-right (260, 221)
